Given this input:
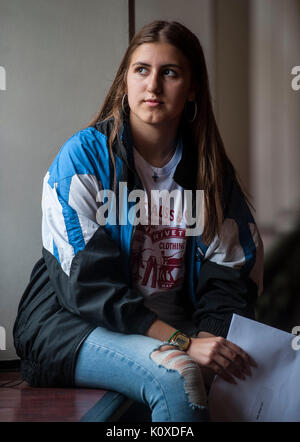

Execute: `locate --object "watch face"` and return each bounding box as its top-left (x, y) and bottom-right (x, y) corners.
top-left (176, 336), bottom-right (187, 346)
top-left (173, 333), bottom-right (189, 350)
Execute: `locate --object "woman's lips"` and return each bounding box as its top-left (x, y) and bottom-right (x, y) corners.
top-left (144, 100), bottom-right (163, 107)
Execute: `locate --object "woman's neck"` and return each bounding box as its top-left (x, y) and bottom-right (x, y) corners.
top-left (129, 114), bottom-right (180, 167)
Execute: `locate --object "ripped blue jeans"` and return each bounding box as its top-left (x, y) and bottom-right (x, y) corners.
top-left (74, 327), bottom-right (209, 422)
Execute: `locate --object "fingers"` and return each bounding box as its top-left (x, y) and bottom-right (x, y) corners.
top-left (222, 338), bottom-right (257, 368)
top-left (212, 352), bottom-right (246, 383)
top-left (203, 337), bottom-right (257, 383)
top-left (209, 361), bottom-right (237, 384)
top-left (216, 341), bottom-right (251, 377)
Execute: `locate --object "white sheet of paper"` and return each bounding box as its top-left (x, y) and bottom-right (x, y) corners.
top-left (208, 314), bottom-right (300, 422)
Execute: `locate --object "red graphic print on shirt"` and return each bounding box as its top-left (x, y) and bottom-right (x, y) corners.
top-left (131, 223), bottom-right (187, 294)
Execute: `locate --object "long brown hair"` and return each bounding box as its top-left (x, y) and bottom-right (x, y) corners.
top-left (88, 20), bottom-right (246, 244)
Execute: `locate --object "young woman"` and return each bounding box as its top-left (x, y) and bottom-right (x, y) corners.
top-left (13, 21), bottom-right (263, 422)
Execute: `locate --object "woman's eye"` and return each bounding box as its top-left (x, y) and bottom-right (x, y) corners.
top-left (136, 67), bottom-right (148, 75)
top-left (164, 69), bottom-right (177, 77)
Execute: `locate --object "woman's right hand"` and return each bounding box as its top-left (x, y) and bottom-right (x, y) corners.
top-left (187, 336), bottom-right (257, 384)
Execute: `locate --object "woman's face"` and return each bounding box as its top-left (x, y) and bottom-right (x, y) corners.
top-left (126, 42), bottom-right (195, 128)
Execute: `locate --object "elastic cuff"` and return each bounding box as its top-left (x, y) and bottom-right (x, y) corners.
top-left (195, 316), bottom-right (231, 338)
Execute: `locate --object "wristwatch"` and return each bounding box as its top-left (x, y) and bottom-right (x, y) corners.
top-left (168, 330), bottom-right (191, 352)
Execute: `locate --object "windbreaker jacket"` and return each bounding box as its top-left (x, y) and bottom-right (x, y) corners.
top-left (13, 116), bottom-right (264, 387)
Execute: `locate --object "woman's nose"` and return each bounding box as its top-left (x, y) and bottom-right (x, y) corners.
top-left (147, 72), bottom-right (162, 94)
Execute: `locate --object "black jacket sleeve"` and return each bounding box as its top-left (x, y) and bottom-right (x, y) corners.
top-left (42, 225), bottom-right (158, 335)
top-left (192, 260), bottom-right (259, 338)
top-left (192, 179), bottom-right (264, 338)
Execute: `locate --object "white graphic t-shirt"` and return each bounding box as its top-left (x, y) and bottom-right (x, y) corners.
top-left (131, 140), bottom-right (192, 328)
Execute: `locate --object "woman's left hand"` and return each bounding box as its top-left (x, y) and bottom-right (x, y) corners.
top-left (196, 331), bottom-right (219, 387)
top-left (186, 331), bottom-right (255, 385)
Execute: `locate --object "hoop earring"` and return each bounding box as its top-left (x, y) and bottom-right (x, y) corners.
top-left (186, 101), bottom-right (197, 123)
top-left (122, 94), bottom-right (129, 115)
